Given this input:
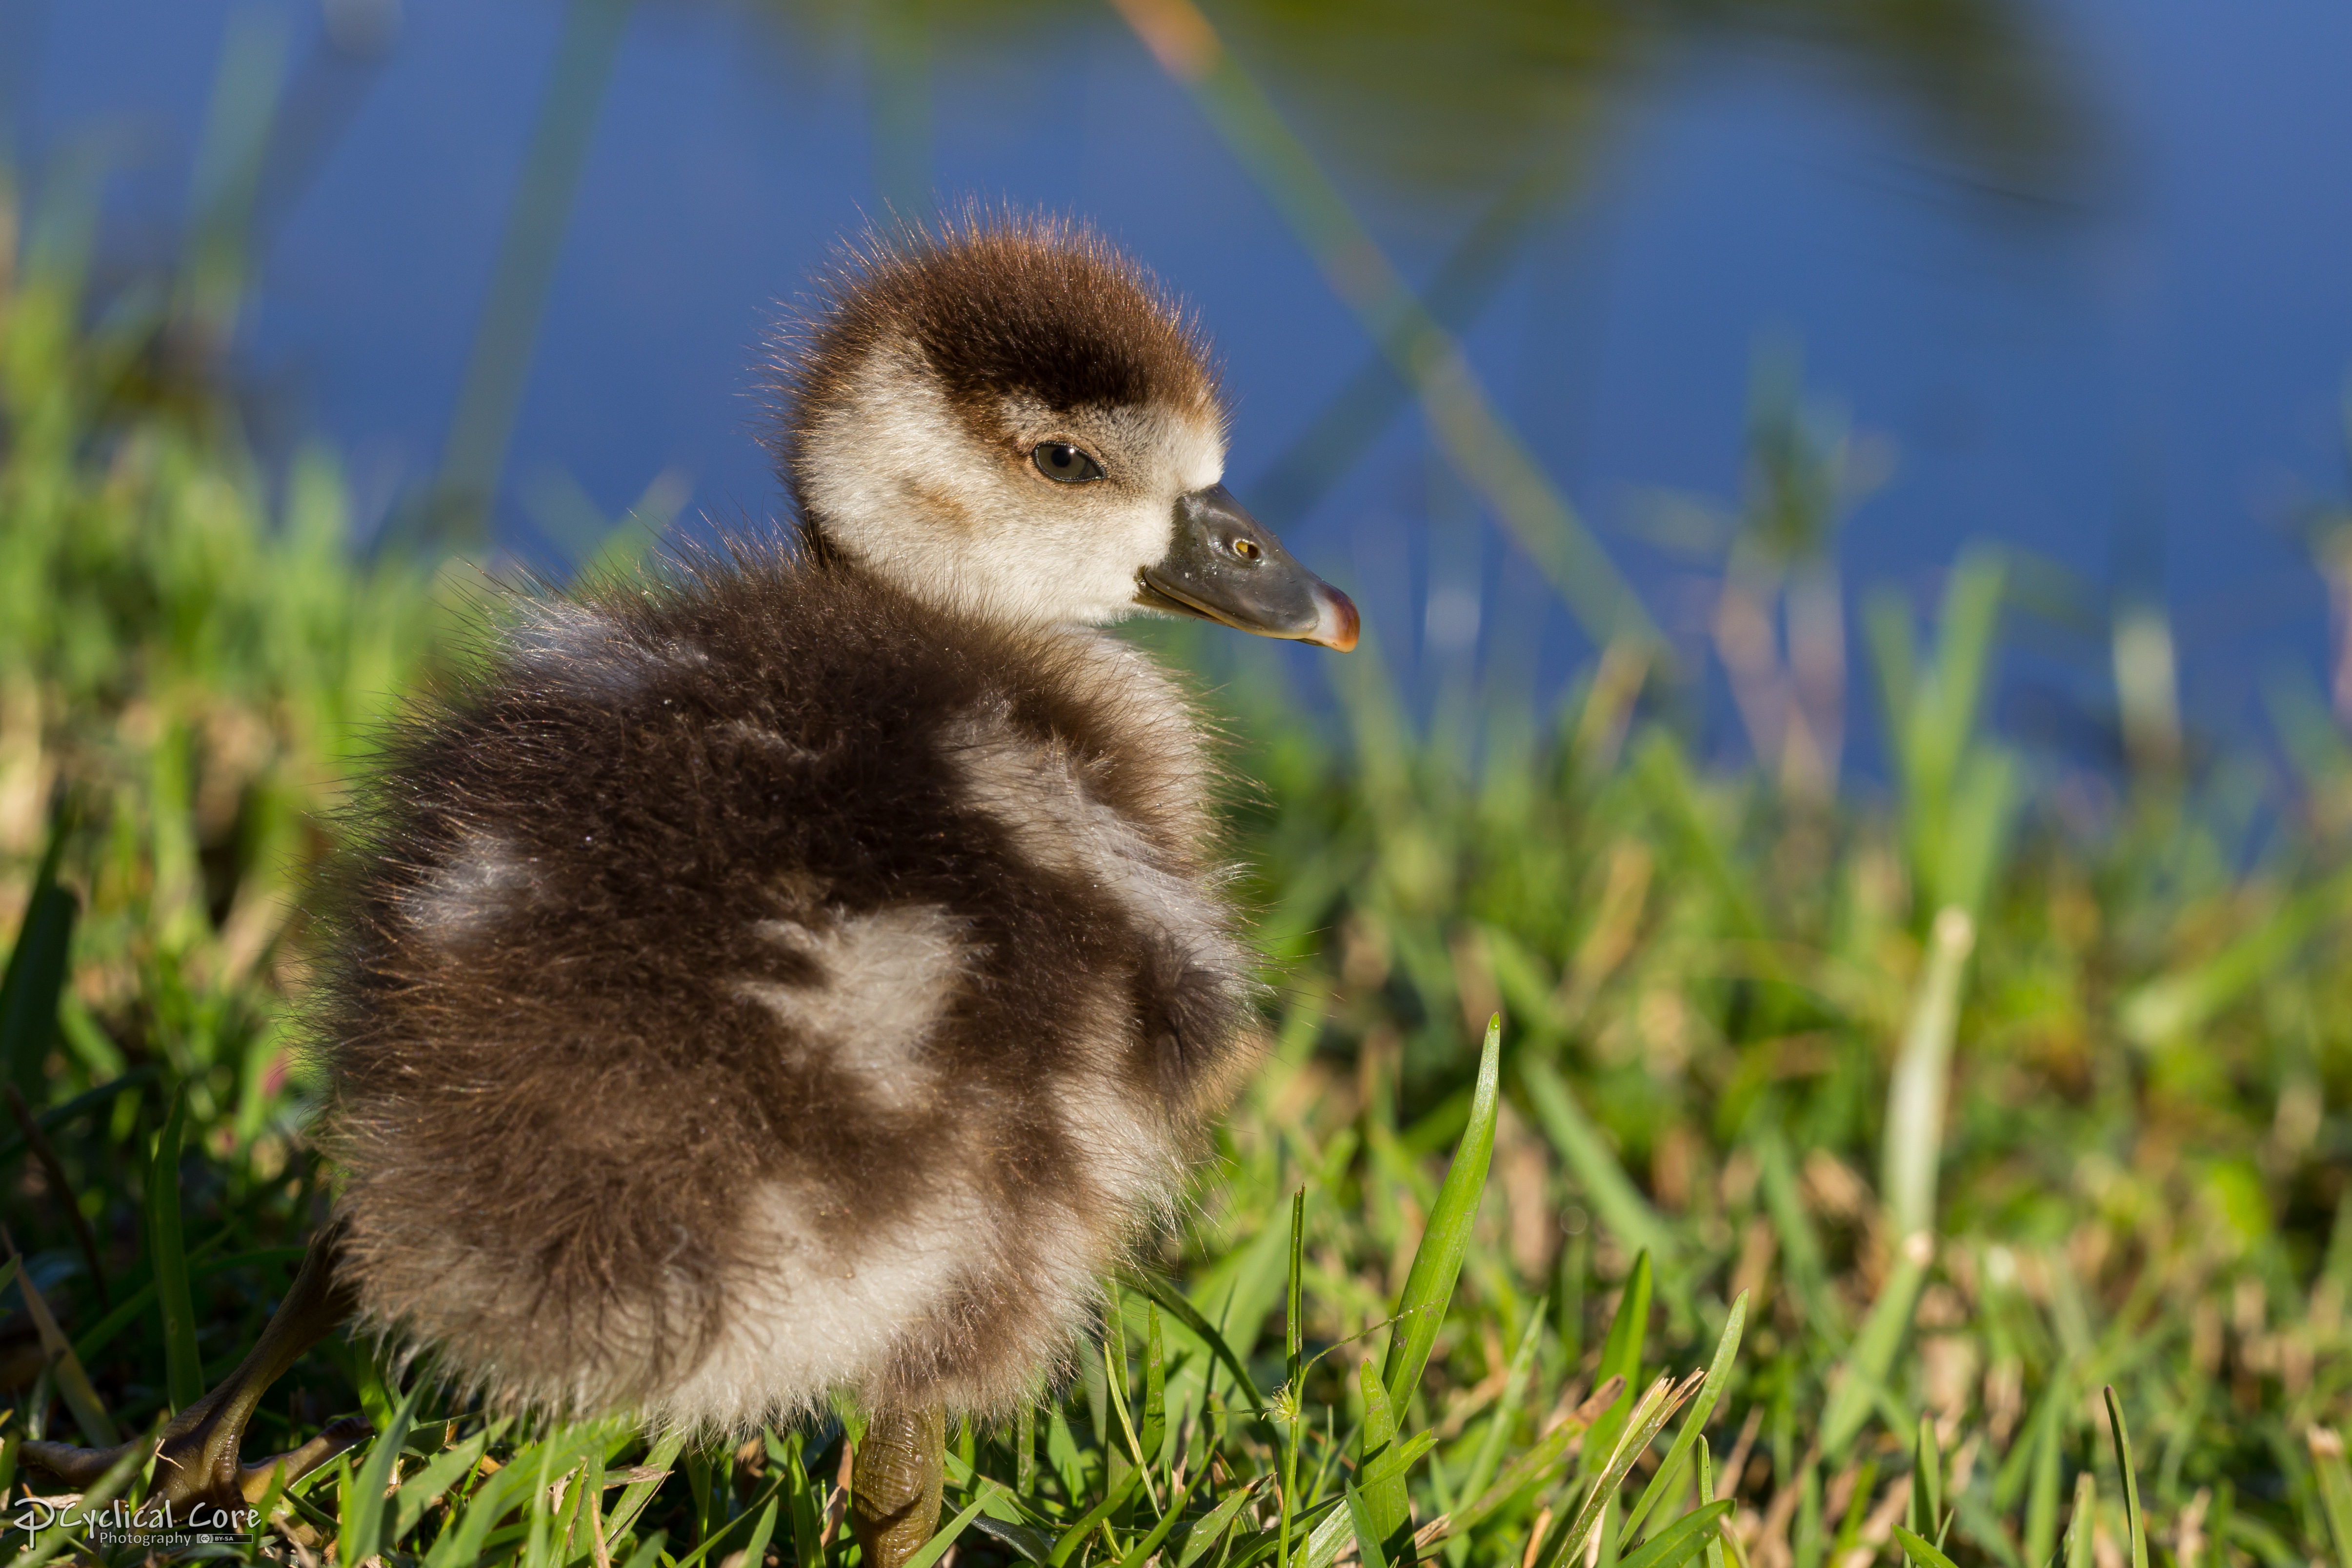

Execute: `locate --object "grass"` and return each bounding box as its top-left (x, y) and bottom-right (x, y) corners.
top-left (4, 151), bottom-right (2352, 1568)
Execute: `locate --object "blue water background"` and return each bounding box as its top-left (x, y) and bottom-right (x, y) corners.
top-left (10, 0), bottom-right (2352, 790)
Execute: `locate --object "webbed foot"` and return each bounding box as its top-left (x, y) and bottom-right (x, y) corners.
top-left (20, 1223), bottom-right (365, 1516)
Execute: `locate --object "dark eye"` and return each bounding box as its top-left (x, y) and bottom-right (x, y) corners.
top-left (1231, 537), bottom-right (1262, 562)
top-left (1033, 442), bottom-right (1105, 483)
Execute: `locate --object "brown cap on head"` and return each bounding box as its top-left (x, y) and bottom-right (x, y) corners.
top-left (773, 213), bottom-right (1226, 518)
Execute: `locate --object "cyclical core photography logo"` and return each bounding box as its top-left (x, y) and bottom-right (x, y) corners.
top-left (13, 1495), bottom-right (261, 1550)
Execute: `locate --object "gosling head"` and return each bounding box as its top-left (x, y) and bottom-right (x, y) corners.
top-left (776, 214), bottom-right (1359, 651)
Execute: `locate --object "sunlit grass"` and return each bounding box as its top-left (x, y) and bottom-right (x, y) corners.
top-left (3, 172), bottom-right (2352, 1568)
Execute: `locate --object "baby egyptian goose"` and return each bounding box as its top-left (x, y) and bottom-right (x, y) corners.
top-left (27, 215), bottom-right (1355, 1557)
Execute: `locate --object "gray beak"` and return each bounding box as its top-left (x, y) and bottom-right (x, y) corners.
top-left (1134, 484), bottom-right (1359, 651)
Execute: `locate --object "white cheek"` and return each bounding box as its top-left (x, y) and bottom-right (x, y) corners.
top-left (802, 349), bottom-right (1230, 629)
top-left (1168, 418), bottom-right (1225, 495)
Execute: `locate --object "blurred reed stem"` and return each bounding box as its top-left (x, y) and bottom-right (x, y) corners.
top-left (1106, 0), bottom-right (1663, 662)
top-left (867, 0), bottom-right (933, 223)
top-left (429, 0), bottom-right (632, 551)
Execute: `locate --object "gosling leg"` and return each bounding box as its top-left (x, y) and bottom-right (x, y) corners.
top-left (851, 1402), bottom-right (946, 1568)
top-left (21, 1222), bottom-right (369, 1512)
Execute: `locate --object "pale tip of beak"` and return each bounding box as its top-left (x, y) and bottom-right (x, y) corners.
top-left (1310, 583), bottom-right (1360, 652)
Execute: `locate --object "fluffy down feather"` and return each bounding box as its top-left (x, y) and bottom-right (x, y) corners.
top-left (313, 550), bottom-right (1262, 1431)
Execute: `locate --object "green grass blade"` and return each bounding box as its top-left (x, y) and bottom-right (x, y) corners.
top-left (0, 1067), bottom-right (156, 1174)
top-left (1288, 1183), bottom-right (1307, 1390)
top-left (1051, 1464), bottom-right (1145, 1566)
top-left (6, 1235), bottom-right (117, 1446)
top-left (1115, 1468), bottom-right (1209, 1568)
top-left (1585, 1250), bottom-right (1653, 1469)
top-left (427, 1427), bottom-right (600, 1568)
top-left (1347, 1483), bottom-right (1393, 1568)
top-left (1522, 1061), bottom-right (1681, 1271)
top-left (1447, 1376), bottom-right (1620, 1537)
top-left (2018, 1377), bottom-right (2068, 1568)
top-left (1178, 1482), bottom-right (1264, 1568)
top-left (739, 1494), bottom-right (784, 1568)
top-left (343, 1375), bottom-right (423, 1561)
top-left (606, 1427), bottom-right (686, 1542)
top-left (1622, 1291), bottom-right (1747, 1544)
top-left (392, 1425), bottom-right (495, 1547)
top-left (0, 883), bottom-right (77, 1106)
top-left (1264, 1495), bottom-right (1347, 1568)
top-left (2309, 1429), bottom-right (2352, 1568)
top-left (1916, 1414), bottom-right (1948, 1548)
top-left (670, 1474), bottom-right (790, 1568)
top-left (2103, 1387), bottom-right (2148, 1568)
top-left (1891, 1524), bottom-right (1962, 1568)
top-left (1360, 1357), bottom-right (1409, 1544)
top-left (1360, 1430), bottom-right (1438, 1493)
top-left (1697, 1440), bottom-right (1726, 1568)
top-left (1106, 1336), bottom-right (1162, 1513)
top-left (145, 1086), bottom-right (202, 1411)
top-left (2118, 864), bottom-right (2352, 1047)
top-left (1126, 1266), bottom-right (1268, 1415)
top-left (13, 1415), bottom-right (158, 1568)
top-left (1456, 1294), bottom-right (1548, 1516)
top-left (1820, 1235), bottom-right (1929, 1459)
top-left (2063, 1471), bottom-right (2096, 1568)
top-left (1142, 1304), bottom-right (1167, 1466)
top-left (1752, 1129), bottom-right (1841, 1340)
top-left (1616, 1501), bottom-right (1734, 1568)
top-left (1881, 906), bottom-right (1975, 1238)
top-left (1544, 1372), bottom-right (1704, 1568)
top-left (1382, 1015), bottom-right (1501, 1412)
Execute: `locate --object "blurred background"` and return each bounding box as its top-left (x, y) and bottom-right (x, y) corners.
top-left (9, 4), bottom-right (2352, 1556)
top-left (11, 0), bottom-right (2352, 781)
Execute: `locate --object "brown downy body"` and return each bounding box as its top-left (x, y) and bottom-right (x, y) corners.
top-left (313, 213), bottom-right (1357, 1435)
